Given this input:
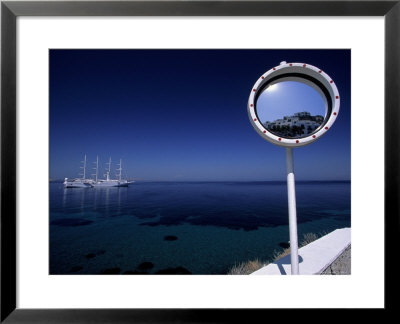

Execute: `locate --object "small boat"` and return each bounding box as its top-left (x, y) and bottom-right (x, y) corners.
top-left (64, 155), bottom-right (93, 188)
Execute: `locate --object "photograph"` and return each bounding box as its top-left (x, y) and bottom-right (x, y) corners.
top-left (49, 49), bottom-right (351, 275)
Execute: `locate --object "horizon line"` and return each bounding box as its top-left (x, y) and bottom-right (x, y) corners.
top-left (49, 179), bottom-right (350, 183)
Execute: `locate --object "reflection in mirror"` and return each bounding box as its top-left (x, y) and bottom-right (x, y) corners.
top-left (256, 80), bottom-right (327, 139)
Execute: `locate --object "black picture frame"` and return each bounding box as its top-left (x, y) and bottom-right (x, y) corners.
top-left (1, 0), bottom-right (398, 322)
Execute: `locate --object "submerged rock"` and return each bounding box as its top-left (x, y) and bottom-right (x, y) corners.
top-left (123, 270), bottom-right (147, 275)
top-left (51, 218), bottom-right (93, 227)
top-left (85, 250), bottom-right (105, 259)
top-left (100, 267), bottom-right (121, 274)
top-left (164, 235), bottom-right (178, 241)
top-left (279, 242), bottom-right (290, 249)
top-left (69, 266), bottom-right (83, 273)
top-left (155, 266), bottom-right (191, 274)
top-left (137, 262), bottom-right (154, 271)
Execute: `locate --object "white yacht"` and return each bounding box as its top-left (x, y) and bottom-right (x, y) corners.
top-left (92, 157), bottom-right (134, 187)
top-left (63, 178), bottom-right (93, 188)
top-left (63, 155), bottom-right (93, 188)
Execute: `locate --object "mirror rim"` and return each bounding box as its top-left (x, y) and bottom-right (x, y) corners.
top-left (247, 62), bottom-right (340, 147)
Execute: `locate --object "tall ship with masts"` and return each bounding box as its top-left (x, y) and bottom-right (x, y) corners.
top-left (91, 157), bottom-right (133, 187)
top-left (63, 154), bottom-right (93, 188)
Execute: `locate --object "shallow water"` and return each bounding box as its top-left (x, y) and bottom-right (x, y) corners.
top-left (50, 181), bottom-right (350, 274)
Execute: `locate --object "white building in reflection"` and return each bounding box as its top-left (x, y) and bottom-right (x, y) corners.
top-left (264, 111), bottom-right (324, 136)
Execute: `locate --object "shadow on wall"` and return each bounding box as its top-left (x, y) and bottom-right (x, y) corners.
top-left (276, 255), bottom-right (303, 275)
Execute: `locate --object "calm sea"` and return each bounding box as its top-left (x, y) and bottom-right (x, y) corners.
top-left (50, 181), bottom-right (350, 274)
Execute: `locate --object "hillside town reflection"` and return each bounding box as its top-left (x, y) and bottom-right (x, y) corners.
top-left (263, 111), bottom-right (324, 138)
top-left (256, 80), bottom-right (327, 139)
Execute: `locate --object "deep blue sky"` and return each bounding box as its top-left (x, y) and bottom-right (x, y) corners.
top-left (50, 49), bottom-right (350, 181)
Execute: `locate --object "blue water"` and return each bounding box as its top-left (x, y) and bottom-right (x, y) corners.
top-left (49, 181), bottom-right (350, 274)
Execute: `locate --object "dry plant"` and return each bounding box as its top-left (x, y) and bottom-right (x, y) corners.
top-left (272, 247), bottom-right (291, 261)
top-left (227, 259), bottom-right (266, 275)
top-left (299, 232), bottom-right (319, 247)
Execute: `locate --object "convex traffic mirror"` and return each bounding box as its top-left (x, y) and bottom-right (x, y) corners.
top-left (248, 62), bottom-right (340, 147)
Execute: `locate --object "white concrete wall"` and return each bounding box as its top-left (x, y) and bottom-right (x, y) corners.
top-left (251, 227), bottom-right (351, 275)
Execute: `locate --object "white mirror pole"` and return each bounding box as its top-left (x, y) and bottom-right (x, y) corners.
top-left (286, 148), bottom-right (299, 275)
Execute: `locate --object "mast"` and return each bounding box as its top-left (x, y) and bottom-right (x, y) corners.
top-left (80, 154), bottom-right (87, 180)
top-left (105, 157), bottom-right (111, 181)
top-left (92, 156), bottom-right (99, 182)
top-left (117, 159), bottom-right (122, 181)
